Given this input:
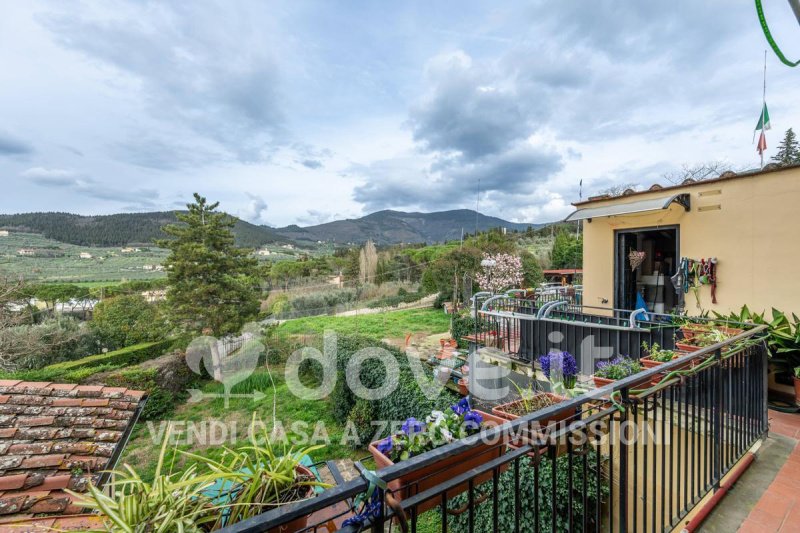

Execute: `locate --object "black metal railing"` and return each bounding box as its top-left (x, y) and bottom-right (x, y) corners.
top-left (470, 297), bottom-right (677, 368)
top-left (218, 319), bottom-right (769, 533)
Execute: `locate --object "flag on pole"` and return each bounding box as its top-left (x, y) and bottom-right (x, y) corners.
top-left (755, 102), bottom-right (771, 132)
top-left (757, 130), bottom-right (767, 155)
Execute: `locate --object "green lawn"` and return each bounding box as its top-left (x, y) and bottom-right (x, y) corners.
top-left (277, 307), bottom-right (450, 338)
top-left (121, 367), bottom-right (359, 482)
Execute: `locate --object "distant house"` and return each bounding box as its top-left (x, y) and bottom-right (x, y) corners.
top-left (0, 230), bottom-right (9, 237)
top-left (16, 248), bottom-right (35, 256)
top-left (141, 289), bottom-right (167, 302)
top-left (257, 248), bottom-right (272, 256)
top-left (142, 264), bottom-right (154, 271)
top-left (327, 274), bottom-right (344, 288)
top-left (79, 252), bottom-right (93, 259)
top-left (120, 247), bottom-right (140, 253)
top-left (281, 243), bottom-right (295, 250)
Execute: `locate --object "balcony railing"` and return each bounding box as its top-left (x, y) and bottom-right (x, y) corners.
top-left (218, 309), bottom-right (769, 533)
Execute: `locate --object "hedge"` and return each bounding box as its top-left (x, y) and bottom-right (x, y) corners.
top-left (1, 339), bottom-right (173, 383)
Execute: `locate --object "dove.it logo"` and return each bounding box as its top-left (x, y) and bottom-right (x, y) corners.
top-left (185, 326), bottom-right (265, 407)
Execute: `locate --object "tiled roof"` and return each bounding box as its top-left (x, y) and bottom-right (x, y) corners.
top-left (0, 380), bottom-right (146, 529)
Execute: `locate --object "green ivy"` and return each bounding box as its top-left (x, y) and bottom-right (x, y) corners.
top-left (447, 451), bottom-right (609, 533)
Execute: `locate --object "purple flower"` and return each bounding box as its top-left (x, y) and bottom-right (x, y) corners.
top-left (401, 417), bottom-right (423, 435)
top-left (463, 410), bottom-right (483, 430)
top-left (376, 436), bottom-right (393, 455)
top-left (539, 351), bottom-right (578, 379)
top-left (451, 396), bottom-right (472, 415)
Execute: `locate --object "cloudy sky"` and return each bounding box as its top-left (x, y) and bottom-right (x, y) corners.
top-left (2, 1), bottom-right (799, 226)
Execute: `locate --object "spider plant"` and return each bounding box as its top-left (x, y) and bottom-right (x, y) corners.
top-left (68, 425), bottom-right (221, 533)
top-left (182, 415), bottom-right (331, 528)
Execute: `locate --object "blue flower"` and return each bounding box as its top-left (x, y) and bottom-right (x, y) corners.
top-left (376, 436), bottom-right (393, 455)
top-left (401, 417), bottom-right (423, 435)
top-left (463, 410), bottom-right (483, 430)
top-left (451, 396), bottom-right (472, 415)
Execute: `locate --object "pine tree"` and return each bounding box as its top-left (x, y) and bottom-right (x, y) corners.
top-left (158, 193), bottom-right (260, 336)
top-left (771, 128), bottom-right (800, 166)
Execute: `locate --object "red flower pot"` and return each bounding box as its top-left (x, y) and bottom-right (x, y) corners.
top-left (457, 377), bottom-right (469, 396)
top-left (368, 410), bottom-right (507, 515)
top-left (491, 393), bottom-right (574, 428)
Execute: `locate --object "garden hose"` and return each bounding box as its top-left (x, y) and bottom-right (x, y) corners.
top-left (756, 0), bottom-right (800, 67)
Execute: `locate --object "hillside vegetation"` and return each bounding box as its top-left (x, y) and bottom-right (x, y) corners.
top-left (275, 209), bottom-right (544, 245)
top-left (0, 211), bottom-right (287, 247)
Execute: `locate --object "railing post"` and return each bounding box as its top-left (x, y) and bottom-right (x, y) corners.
top-left (713, 347), bottom-right (723, 489)
top-left (618, 387), bottom-right (630, 533)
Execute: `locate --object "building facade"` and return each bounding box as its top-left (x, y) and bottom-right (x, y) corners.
top-left (567, 165), bottom-right (800, 317)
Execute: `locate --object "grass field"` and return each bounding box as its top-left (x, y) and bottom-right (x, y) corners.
top-left (120, 367), bottom-right (359, 482)
top-left (0, 232), bottom-right (169, 283)
top-left (277, 307), bottom-right (451, 338)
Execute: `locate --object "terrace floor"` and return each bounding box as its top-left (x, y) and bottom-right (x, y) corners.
top-left (736, 410), bottom-right (800, 532)
top-left (701, 409), bottom-right (800, 532)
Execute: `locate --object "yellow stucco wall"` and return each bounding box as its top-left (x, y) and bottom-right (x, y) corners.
top-left (581, 167), bottom-right (800, 316)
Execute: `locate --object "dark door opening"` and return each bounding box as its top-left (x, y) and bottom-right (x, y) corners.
top-left (615, 226), bottom-right (679, 313)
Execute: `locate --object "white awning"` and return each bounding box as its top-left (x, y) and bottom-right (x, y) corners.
top-left (564, 193), bottom-right (690, 222)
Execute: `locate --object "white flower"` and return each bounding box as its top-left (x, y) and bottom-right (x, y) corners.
top-left (426, 410), bottom-right (445, 426)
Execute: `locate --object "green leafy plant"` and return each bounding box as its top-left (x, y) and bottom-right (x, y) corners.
top-left (182, 416), bottom-right (330, 528)
top-left (69, 427), bottom-right (220, 532)
top-left (794, 366), bottom-right (800, 378)
top-left (642, 342), bottom-right (678, 362)
top-left (594, 356), bottom-right (642, 380)
top-left (714, 306), bottom-right (800, 376)
top-left (448, 452), bottom-right (609, 532)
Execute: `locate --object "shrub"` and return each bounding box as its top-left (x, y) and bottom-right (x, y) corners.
top-left (91, 295), bottom-right (167, 350)
top-left (324, 334), bottom-right (458, 438)
top-left (448, 452), bottom-right (609, 532)
top-left (348, 398), bottom-right (378, 446)
top-left (2, 339), bottom-right (173, 383)
top-left (0, 317), bottom-right (96, 371)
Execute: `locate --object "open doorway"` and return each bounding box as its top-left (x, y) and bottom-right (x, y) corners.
top-left (615, 226), bottom-right (679, 313)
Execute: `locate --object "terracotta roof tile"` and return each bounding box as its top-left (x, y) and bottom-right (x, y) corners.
top-left (0, 383), bottom-right (146, 525)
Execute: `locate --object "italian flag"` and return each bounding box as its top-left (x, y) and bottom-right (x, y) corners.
top-left (754, 102), bottom-right (770, 154)
top-left (755, 102), bottom-right (771, 132)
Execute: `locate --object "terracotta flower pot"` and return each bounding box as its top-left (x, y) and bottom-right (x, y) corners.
top-left (268, 465), bottom-right (316, 533)
top-left (368, 410), bottom-right (507, 515)
top-left (592, 374), bottom-right (650, 390)
top-left (457, 377), bottom-right (469, 396)
top-left (640, 355), bottom-right (695, 371)
top-left (491, 393), bottom-right (574, 428)
top-left (674, 342), bottom-right (702, 353)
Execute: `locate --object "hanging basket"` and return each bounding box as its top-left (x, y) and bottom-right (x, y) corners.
top-left (629, 250), bottom-right (646, 270)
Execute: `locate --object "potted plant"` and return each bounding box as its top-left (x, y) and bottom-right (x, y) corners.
top-left (593, 356), bottom-right (644, 388)
top-left (538, 351), bottom-right (578, 389)
top-left (680, 322), bottom-right (743, 340)
top-left (492, 382), bottom-right (574, 427)
top-left (675, 328), bottom-right (730, 353)
top-left (368, 397), bottom-right (506, 514)
top-left (186, 423), bottom-right (329, 532)
top-left (640, 342), bottom-right (693, 370)
top-left (69, 432), bottom-right (221, 532)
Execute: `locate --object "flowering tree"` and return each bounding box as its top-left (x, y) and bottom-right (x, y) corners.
top-left (475, 253), bottom-right (523, 293)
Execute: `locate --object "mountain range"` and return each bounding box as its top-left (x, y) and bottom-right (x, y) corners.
top-left (0, 209), bottom-right (544, 248)
top-left (275, 209), bottom-right (543, 245)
